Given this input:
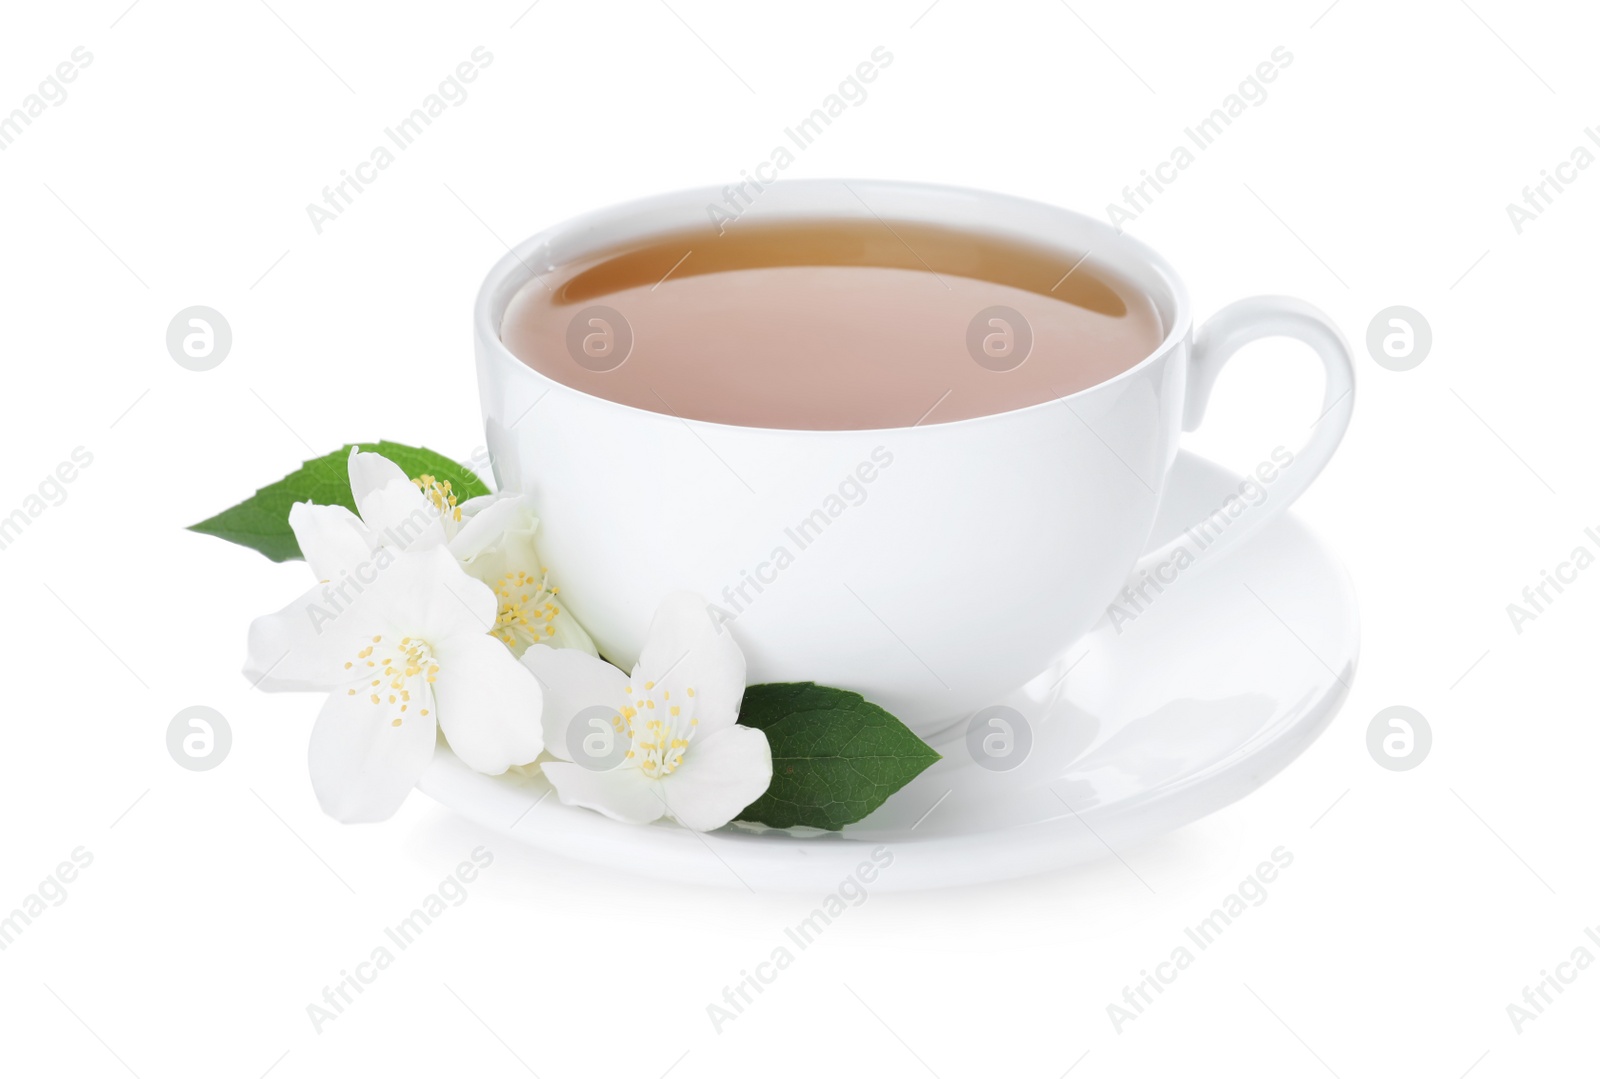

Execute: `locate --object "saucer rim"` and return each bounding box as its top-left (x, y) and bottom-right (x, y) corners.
top-left (415, 452), bottom-right (1359, 887)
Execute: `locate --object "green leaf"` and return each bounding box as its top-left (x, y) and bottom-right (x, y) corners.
top-left (736, 682), bottom-right (940, 830)
top-left (187, 441), bottom-right (491, 562)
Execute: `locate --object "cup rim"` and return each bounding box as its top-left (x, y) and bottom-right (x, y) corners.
top-left (473, 178), bottom-right (1192, 437)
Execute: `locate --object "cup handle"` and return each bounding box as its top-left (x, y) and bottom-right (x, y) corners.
top-left (1128, 295), bottom-right (1355, 578)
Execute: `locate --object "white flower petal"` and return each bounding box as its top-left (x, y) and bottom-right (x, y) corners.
top-left (307, 683), bottom-right (437, 823)
top-left (245, 581), bottom-right (375, 692)
top-left (289, 502), bottom-right (376, 581)
top-left (658, 725), bottom-right (772, 831)
top-left (348, 448), bottom-right (410, 508)
top-left (520, 644), bottom-right (630, 760)
top-left (432, 632), bottom-right (545, 773)
top-left (360, 478), bottom-right (445, 553)
top-left (543, 609), bottom-right (598, 656)
top-left (400, 548), bottom-right (497, 641)
top-left (637, 592), bottom-right (746, 734)
top-left (449, 494), bottom-right (529, 563)
top-left (542, 761), bottom-right (666, 825)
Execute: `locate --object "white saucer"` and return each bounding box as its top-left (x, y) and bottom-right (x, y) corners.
top-left (418, 451), bottom-right (1359, 891)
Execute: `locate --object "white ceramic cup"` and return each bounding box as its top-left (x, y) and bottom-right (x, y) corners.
top-left (474, 180), bottom-right (1355, 736)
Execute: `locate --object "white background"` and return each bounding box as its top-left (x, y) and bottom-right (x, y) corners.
top-left (2, 0), bottom-right (1596, 1075)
